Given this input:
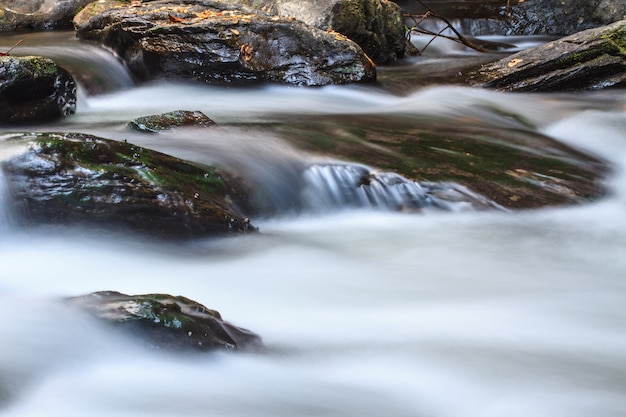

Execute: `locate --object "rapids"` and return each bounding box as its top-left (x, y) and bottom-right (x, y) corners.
top-left (1, 31), bottom-right (626, 417)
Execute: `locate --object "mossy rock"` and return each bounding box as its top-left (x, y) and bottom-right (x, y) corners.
top-left (0, 56), bottom-right (77, 124)
top-left (1, 132), bottom-right (255, 239)
top-left (128, 110), bottom-right (216, 133)
top-left (261, 113), bottom-right (608, 210)
top-left (69, 291), bottom-right (263, 352)
top-left (469, 20), bottom-right (626, 91)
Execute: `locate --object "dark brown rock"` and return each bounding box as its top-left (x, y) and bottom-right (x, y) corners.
top-left (0, 56), bottom-right (77, 124)
top-left (69, 291), bottom-right (263, 352)
top-left (469, 20), bottom-right (626, 92)
top-left (73, 0), bottom-right (376, 86)
top-left (1, 132), bottom-right (255, 239)
top-left (129, 110), bottom-right (216, 133)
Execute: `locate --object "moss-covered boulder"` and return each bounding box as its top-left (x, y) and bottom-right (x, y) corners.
top-left (470, 20), bottom-right (626, 92)
top-left (0, 56), bottom-right (77, 124)
top-left (238, 0), bottom-right (407, 64)
top-left (1, 132), bottom-right (255, 239)
top-left (69, 291), bottom-right (262, 352)
top-left (265, 113), bottom-right (608, 209)
top-left (73, 0), bottom-right (376, 86)
top-left (129, 110), bottom-right (216, 133)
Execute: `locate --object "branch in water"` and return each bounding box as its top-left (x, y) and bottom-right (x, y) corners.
top-left (0, 39), bottom-right (23, 57)
top-left (405, 0), bottom-right (486, 54)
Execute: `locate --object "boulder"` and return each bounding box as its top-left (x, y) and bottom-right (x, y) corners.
top-left (73, 0), bottom-right (376, 86)
top-left (469, 20), bottom-right (626, 92)
top-left (69, 291), bottom-right (262, 352)
top-left (272, 114), bottom-right (608, 209)
top-left (0, 56), bottom-right (77, 124)
top-left (129, 110), bottom-right (216, 133)
top-left (400, 0), bottom-right (626, 37)
top-left (491, 0), bottom-right (626, 36)
top-left (1, 132), bottom-right (255, 239)
top-left (0, 0), bottom-right (94, 31)
top-left (238, 0), bottom-right (407, 64)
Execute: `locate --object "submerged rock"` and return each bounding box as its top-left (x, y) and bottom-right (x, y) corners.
top-left (0, 56), bottom-right (77, 124)
top-left (470, 20), bottom-right (626, 91)
top-left (1, 132), bottom-right (255, 239)
top-left (69, 291), bottom-right (262, 352)
top-left (74, 0), bottom-right (376, 86)
top-left (0, 0), bottom-right (93, 31)
top-left (272, 114), bottom-right (608, 209)
top-left (129, 110), bottom-right (216, 133)
top-left (238, 0), bottom-right (407, 64)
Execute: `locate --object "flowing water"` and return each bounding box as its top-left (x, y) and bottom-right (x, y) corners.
top-left (1, 32), bottom-right (626, 417)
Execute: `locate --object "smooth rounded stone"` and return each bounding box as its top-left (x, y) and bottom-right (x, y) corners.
top-left (129, 110), bottom-right (216, 133)
top-left (238, 0), bottom-right (407, 64)
top-left (0, 0), bottom-right (94, 31)
top-left (73, 0), bottom-right (376, 86)
top-left (68, 291), bottom-right (263, 352)
top-left (469, 20), bottom-right (626, 92)
top-left (1, 132), bottom-right (256, 239)
top-left (0, 56), bottom-right (77, 124)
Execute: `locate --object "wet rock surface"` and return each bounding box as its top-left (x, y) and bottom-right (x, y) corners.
top-left (69, 291), bottom-right (262, 352)
top-left (1, 132), bottom-right (255, 239)
top-left (0, 0), bottom-right (94, 31)
top-left (74, 0), bottom-right (376, 86)
top-left (470, 20), bottom-right (626, 92)
top-left (129, 110), bottom-right (216, 133)
top-left (238, 0), bottom-right (407, 64)
top-left (0, 56), bottom-right (77, 125)
top-left (269, 113), bottom-right (608, 209)
top-left (492, 0), bottom-right (626, 36)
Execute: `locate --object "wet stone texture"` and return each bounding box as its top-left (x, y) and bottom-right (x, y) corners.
top-left (128, 110), bottom-right (216, 133)
top-left (73, 0), bottom-right (376, 86)
top-left (69, 291), bottom-right (263, 352)
top-left (470, 20), bottom-right (626, 92)
top-left (1, 132), bottom-right (255, 239)
top-left (0, 56), bottom-right (77, 124)
top-left (268, 114), bottom-right (609, 210)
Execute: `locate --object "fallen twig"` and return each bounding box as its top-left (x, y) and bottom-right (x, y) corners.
top-left (0, 39), bottom-right (23, 57)
top-left (406, 0), bottom-right (486, 54)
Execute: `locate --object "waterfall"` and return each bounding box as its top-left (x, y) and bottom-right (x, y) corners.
top-left (301, 163), bottom-right (502, 213)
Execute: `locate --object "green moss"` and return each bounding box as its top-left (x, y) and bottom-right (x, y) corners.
top-left (33, 133), bottom-right (227, 196)
top-left (261, 114), bottom-right (606, 209)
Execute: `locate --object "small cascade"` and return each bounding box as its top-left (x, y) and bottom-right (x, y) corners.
top-left (301, 163), bottom-right (503, 213)
top-left (0, 32), bottom-right (135, 95)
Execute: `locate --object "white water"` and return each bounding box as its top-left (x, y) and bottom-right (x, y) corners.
top-left (1, 35), bottom-right (626, 417)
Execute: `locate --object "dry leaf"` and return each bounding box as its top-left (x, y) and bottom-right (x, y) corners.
top-left (507, 58), bottom-right (522, 68)
top-left (168, 14), bottom-right (188, 24)
top-left (240, 44), bottom-right (253, 61)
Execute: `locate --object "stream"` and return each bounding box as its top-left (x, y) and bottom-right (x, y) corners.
top-left (1, 31), bottom-right (626, 417)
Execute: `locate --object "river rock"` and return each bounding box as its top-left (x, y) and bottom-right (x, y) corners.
top-left (0, 56), bottom-right (77, 125)
top-left (1, 132), bottom-right (255, 239)
top-left (0, 0), bottom-right (94, 31)
top-left (129, 110), bottom-right (216, 133)
top-left (489, 0), bottom-right (626, 36)
top-left (469, 20), bottom-right (626, 91)
top-left (237, 0), bottom-right (407, 64)
top-left (73, 0), bottom-right (376, 86)
top-left (401, 0), bottom-right (626, 37)
top-left (272, 114), bottom-right (608, 209)
top-left (69, 291), bottom-right (262, 352)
